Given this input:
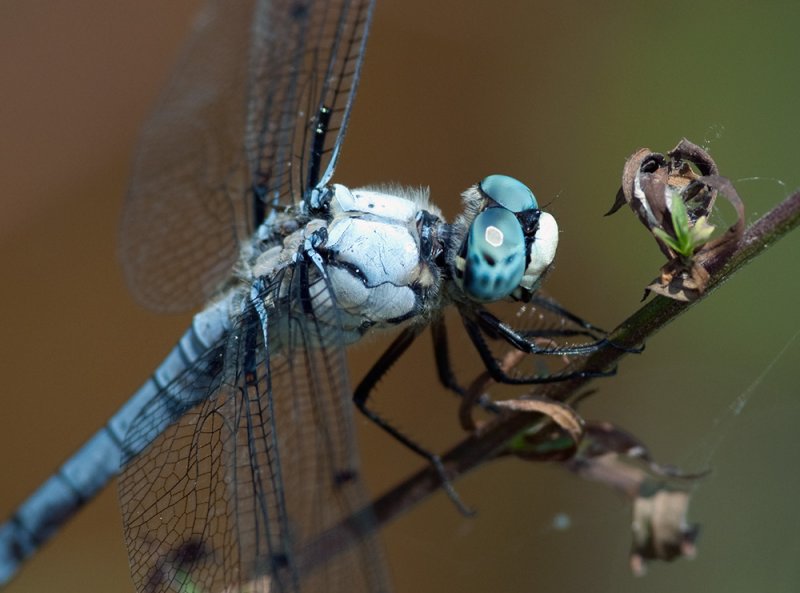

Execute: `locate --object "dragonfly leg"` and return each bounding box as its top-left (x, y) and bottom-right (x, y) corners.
top-left (353, 325), bottom-right (475, 516)
top-left (526, 294), bottom-right (609, 335)
top-left (520, 296), bottom-right (645, 354)
top-left (463, 314), bottom-right (618, 385)
top-left (431, 317), bottom-right (502, 414)
top-left (474, 308), bottom-right (612, 357)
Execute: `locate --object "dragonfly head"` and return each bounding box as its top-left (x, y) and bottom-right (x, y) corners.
top-left (451, 175), bottom-right (558, 303)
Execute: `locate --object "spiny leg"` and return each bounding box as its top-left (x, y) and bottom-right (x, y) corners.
top-left (353, 325), bottom-right (474, 516)
top-left (526, 294), bottom-right (608, 335)
top-left (463, 313), bottom-right (617, 385)
top-left (473, 308), bottom-right (611, 357)
top-left (524, 295), bottom-right (644, 354)
top-left (432, 317), bottom-right (502, 414)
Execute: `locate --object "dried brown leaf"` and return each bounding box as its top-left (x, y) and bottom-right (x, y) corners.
top-left (496, 397), bottom-right (584, 458)
top-left (562, 422), bottom-right (702, 574)
top-left (610, 139), bottom-right (745, 300)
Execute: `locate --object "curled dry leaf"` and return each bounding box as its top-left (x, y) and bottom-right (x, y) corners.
top-left (562, 423), bottom-right (702, 575)
top-left (608, 138), bottom-right (745, 301)
top-left (497, 397), bottom-right (584, 460)
top-left (629, 486), bottom-right (699, 576)
top-left (459, 348), bottom-right (585, 459)
top-left (491, 416), bottom-right (702, 573)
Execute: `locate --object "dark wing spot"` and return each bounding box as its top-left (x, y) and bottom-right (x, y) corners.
top-left (334, 468), bottom-right (359, 485)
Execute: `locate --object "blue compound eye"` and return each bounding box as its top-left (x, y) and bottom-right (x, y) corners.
top-left (463, 207), bottom-right (525, 302)
top-left (479, 174), bottom-right (538, 213)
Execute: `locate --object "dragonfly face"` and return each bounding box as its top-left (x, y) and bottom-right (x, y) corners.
top-left (451, 174), bottom-right (559, 303)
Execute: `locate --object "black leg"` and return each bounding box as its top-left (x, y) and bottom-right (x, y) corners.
top-left (474, 308), bottom-right (609, 356)
top-left (353, 324), bottom-right (474, 516)
top-left (526, 295), bottom-right (644, 354)
top-left (527, 294), bottom-right (608, 334)
top-left (506, 326), bottom-right (603, 341)
top-left (432, 317), bottom-right (502, 414)
top-left (463, 314), bottom-right (616, 385)
top-left (431, 317), bottom-right (465, 396)
top-left (353, 325), bottom-right (423, 408)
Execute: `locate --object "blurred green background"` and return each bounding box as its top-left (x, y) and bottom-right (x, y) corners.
top-left (1, 1), bottom-right (799, 592)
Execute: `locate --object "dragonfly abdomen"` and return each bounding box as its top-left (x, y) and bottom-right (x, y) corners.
top-left (0, 298), bottom-right (232, 585)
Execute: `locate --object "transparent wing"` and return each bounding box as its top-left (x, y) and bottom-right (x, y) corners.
top-left (120, 0), bottom-right (374, 312)
top-left (119, 266), bottom-right (391, 593)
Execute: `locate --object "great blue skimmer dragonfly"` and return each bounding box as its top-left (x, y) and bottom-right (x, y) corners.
top-left (0, 1), bottom-right (610, 591)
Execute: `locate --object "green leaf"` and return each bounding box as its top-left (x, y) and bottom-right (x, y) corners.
top-left (654, 189), bottom-right (716, 258)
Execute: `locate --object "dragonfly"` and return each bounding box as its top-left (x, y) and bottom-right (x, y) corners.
top-left (0, 1), bottom-right (612, 591)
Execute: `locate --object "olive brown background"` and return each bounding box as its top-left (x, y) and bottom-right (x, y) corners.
top-left (1, 1), bottom-right (799, 592)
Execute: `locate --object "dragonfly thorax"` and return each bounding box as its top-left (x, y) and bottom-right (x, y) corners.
top-left (246, 183), bottom-right (446, 342)
top-left (321, 184), bottom-right (444, 329)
